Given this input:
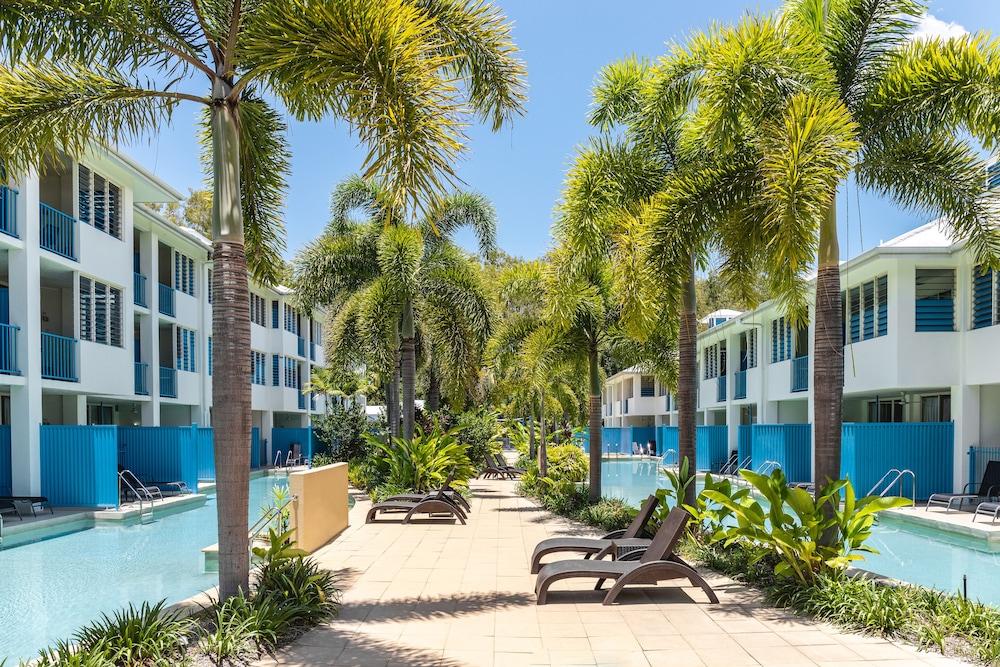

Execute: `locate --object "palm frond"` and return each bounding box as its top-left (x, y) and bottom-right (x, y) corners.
top-left (292, 225), bottom-right (380, 311)
top-left (589, 56), bottom-right (652, 131)
top-left (425, 191), bottom-right (498, 259)
top-left (376, 224), bottom-right (424, 298)
top-left (328, 175), bottom-right (392, 234)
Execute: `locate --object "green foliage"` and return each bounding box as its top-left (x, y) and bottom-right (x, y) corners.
top-left (27, 640), bottom-right (115, 667)
top-left (253, 534), bottom-right (340, 627)
top-left (310, 452), bottom-right (334, 468)
top-left (545, 444), bottom-right (588, 483)
top-left (705, 470), bottom-right (910, 585)
top-left (455, 410), bottom-right (502, 470)
top-left (199, 591), bottom-right (297, 662)
top-left (73, 600), bottom-right (193, 665)
top-left (655, 468), bottom-right (750, 541)
top-left (365, 426), bottom-right (475, 493)
top-left (312, 403), bottom-right (370, 462)
top-left (577, 497), bottom-right (636, 532)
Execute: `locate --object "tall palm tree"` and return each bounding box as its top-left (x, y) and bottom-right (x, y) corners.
top-left (294, 176), bottom-right (496, 440)
top-left (0, 0), bottom-right (525, 598)
top-left (677, 2), bottom-right (1000, 491)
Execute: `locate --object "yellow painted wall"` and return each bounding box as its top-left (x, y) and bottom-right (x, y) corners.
top-left (288, 462), bottom-right (349, 553)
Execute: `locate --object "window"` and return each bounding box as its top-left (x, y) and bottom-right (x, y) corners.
top-left (867, 399), bottom-right (903, 423)
top-left (703, 344), bottom-right (719, 379)
top-left (77, 165), bottom-right (121, 239)
top-left (207, 269), bottom-right (213, 305)
top-left (176, 327), bottom-right (197, 372)
top-left (770, 317), bottom-right (793, 363)
top-left (250, 294), bottom-right (267, 327)
top-left (208, 336), bottom-right (213, 376)
top-left (915, 268), bottom-right (955, 332)
top-left (972, 265), bottom-right (997, 329)
top-left (271, 301), bottom-right (279, 328)
top-left (743, 329), bottom-right (757, 369)
top-left (284, 304), bottom-right (299, 334)
top-left (79, 277), bottom-right (123, 347)
top-left (174, 252), bottom-right (195, 296)
top-left (843, 275), bottom-right (888, 342)
top-left (640, 376), bottom-right (654, 397)
top-left (251, 351), bottom-right (267, 385)
top-left (921, 394), bottom-right (952, 422)
top-left (284, 357), bottom-right (298, 388)
top-left (272, 354), bottom-right (281, 385)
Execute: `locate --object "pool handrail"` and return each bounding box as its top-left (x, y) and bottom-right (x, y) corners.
top-left (117, 469), bottom-right (154, 519)
top-left (868, 468), bottom-right (916, 506)
top-left (249, 496), bottom-right (295, 544)
top-left (662, 449), bottom-right (678, 467)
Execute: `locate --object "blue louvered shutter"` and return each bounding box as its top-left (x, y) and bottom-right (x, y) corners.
top-left (972, 266), bottom-right (993, 329)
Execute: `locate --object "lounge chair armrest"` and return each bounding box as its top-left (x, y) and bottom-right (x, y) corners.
top-left (601, 529), bottom-right (627, 540)
top-left (617, 548), bottom-right (646, 562)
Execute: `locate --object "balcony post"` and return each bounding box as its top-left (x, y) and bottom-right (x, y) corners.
top-left (9, 171), bottom-right (42, 494)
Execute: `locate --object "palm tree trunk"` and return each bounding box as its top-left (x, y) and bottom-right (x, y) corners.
top-left (528, 414), bottom-right (536, 460)
top-left (814, 202), bottom-right (843, 495)
top-left (427, 361), bottom-right (441, 412)
top-left (210, 80), bottom-right (251, 600)
top-left (400, 301), bottom-right (416, 440)
top-left (387, 360), bottom-right (400, 439)
top-left (587, 343), bottom-right (602, 503)
top-left (538, 389), bottom-right (548, 477)
top-left (678, 254), bottom-right (698, 507)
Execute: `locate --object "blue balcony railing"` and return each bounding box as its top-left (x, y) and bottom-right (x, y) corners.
top-left (41, 332), bottom-right (78, 381)
top-left (791, 355), bottom-right (809, 392)
top-left (0, 322), bottom-right (19, 375)
top-left (159, 366), bottom-right (177, 398)
top-left (734, 369), bottom-right (747, 400)
top-left (39, 203), bottom-right (77, 260)
top-left (297, 337), bottom-right (306, 357)
top-left (158, 283), bottom-right (174, 317)
top-left (133, 272), bottom-right (148, 308)
top-left (134, 362), bottom-right (149, 395)
top-left (0, 185), bottom-right (18, 238)
top-left (716, 374), bottom-right (727, 403)
top-left (309, 341), bottom-right (317, 361)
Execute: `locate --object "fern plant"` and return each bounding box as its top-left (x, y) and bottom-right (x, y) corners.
top-left (365, 426), bottom-right (475, 492)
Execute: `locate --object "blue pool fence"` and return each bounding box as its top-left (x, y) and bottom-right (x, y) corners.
top-left (271, 427), bottom-right (314, 465)
top-left (842, 421), bottom-right (952, 499)
top-left (654, 425), bottom-right (728, 471)
top-left (118, 426), bottom-right (200, 492)
top-left (40, 425), bottom-right (118, 507)
top-left (750, 423), bottom-right (811, 483)
top-left (737, 424), bottom-right (752, 469)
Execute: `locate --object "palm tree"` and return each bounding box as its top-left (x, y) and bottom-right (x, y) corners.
top-left (676, 2), bottom-right (1000, 490)
top-left (294, 176), bottom-right (496, 441)
top-left (0, 0), bottom-right (525, 598)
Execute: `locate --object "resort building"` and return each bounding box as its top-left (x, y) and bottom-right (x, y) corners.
top-left (602, 212), bottom-right (1000, 497)
top-left (0, 146), bottom-right (328, 500)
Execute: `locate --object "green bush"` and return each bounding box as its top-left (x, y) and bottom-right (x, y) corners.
top-left (545, 444), bottom-right (588, 483)
top-left (577, 497), bottom-right (635, 532)
top-left (364, 426), bottom-right (475, 493)
top-left (705, 470), bottom-right (909, 584)
top-left (199, 591), bottom-right (298, 662)
top-left (455, 410), bottom-right (502, 469)
top-left (73, 600), bottom-right (193, 665)
top-left (311, 403), bottom-right (369, 461)
top-left (252, 529), bottom-right (341, 625)
top-left (28, 640), bottom-right (114, 667)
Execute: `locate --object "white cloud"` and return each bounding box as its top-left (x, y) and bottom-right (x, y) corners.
top-left (911, 13), bottom-right (968, 41)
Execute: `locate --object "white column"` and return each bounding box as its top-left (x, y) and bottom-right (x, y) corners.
top-left (952, 384), bottom-right (979, 493)
top-left (10, 172), bottom-right (43, 495)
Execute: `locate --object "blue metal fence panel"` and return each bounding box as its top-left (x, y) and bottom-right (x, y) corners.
top-left (841, 422), bottom-right (953, 499)
top-left (272, 427), bottom-right (313, 465)
top-left (751, 424), bottom-right (811, 482)
top-left (599, 427), bottom-right (623, 455)
top-left (737, 424), bottom-right (753, 469)
top-left (0, 425), bottom-right (10, 496)
top-left (40, 425), bottom-right (118, 507)
top-left (118, 426), bottom-right (199, 491)
top-left (658, 426), bottom-right (679, 464)
top-left (696, 425), bottom-right (728, 472)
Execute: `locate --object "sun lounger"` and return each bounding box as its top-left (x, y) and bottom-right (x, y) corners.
top-left (481, 457), bottom-right (512, 479)
top-left (534, 506), bottom-right (718, 605)
top-left (0, 499), bottom-right (21, 521)
top-left (366, 475), bottom-right (468, 524)
top-left (530, 495), bottom-right (660, 573)
top-left (0, 495), bottom-right (53, 517)
top-left (927, 460), bottom-right (1000, 512)
top-left (385, 485), bottom-right (471, 511)
top-left (118, 469), bottom-right (163, 503)
top-left (492, 452), bottom-right (524, 476)
top-left (973, 501), bottom-right (1000, 523)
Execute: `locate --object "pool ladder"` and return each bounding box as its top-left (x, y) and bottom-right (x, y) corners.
top-left (719, 455), bottom-right (752, 477)
top-left (248, 496), bottom-right (295, 547)
top-left (662, 449), bottom-right (678, 467)
top-left (118, 470), bottom-right (154, 523)
top-left (868, 468), bottom-right (916, 506)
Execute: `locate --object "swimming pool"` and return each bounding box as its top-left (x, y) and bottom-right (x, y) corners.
top-left (600, 458), bottom-right (1000, 607)
top-left (0, 474), bottom-right (287, 661)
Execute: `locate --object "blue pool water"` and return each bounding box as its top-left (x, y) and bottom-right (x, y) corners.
top-left (0, 475), bottom-right (287, 661)
top-left (601, 458), bottom-right (1000, 607)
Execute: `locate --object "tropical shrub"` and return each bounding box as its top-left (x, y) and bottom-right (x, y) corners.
top-left (252, 529), bottom-right (340, 625)
top-left (73, 600), bottom-right (193, 665)
top-left (311, 403), bottom-right (369, 462)
top-left (705, 470), bottom-right (909, 584)
top-left (577, 497), bottom-right (636, 532)
top-left (545, 444), bottom-right (588, 483)
top-left (655, 464), bottom-right (749, 541)
top-left (455, 409), bottom-right (502, 468)
top-left (364, 426), bottom-right (475, 493)
top-left (29, 640), bottom-right (114, 667)
top-left (199, 591), bottom-right (297, 662)
top-left (310, 452), bottom-right (334, 467)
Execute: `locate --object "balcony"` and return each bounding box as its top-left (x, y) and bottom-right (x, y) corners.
top-left (791, 355), bottom-right (809, 392)
top-left (41, 332), bottom-right (78, 381)
top-left (134, 273), bottom-right (148, 308)
top-left (734, 370), bottom-right (747, 400)
top-left (0, 185), bottom-right (18, 238)
top-left (298, 392), bottom-right (306, 410)
top-left (310, 341), bottom-right (317, 361)
top-left (39, 203), bottom-right (77, 260)
top-left (0, 322), bottom-right (19, 375)
top-left (159, 366), bottom-right (177, 398)
top-left (134, 362), bottom-right (149, 395)
top-left (716, 375), bottom-right (727, 403)
top-left (297, 337), bottom-right (306, 358)
top-left (158, 284), bottom-right (174, 317)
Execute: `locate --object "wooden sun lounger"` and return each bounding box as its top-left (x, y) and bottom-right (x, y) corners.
top-left (534, 507), bottom-right (719, 605)
top-left (384, 486), bottom-right (471, 511)
top-left (481, 457), bottom-right (512, 479)
top-left (530, 495), bottom-right (659, 573)
top-left (366, 474), bottom-right (468, 524)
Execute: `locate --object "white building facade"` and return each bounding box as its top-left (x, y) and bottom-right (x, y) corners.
top-left (1, 146), bottom-right (327, 497)
top-left (603, 218), bottom-right (1000, 492)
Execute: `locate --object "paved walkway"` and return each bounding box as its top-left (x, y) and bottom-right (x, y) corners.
top-left (255, 478), bottom-right (964, 667)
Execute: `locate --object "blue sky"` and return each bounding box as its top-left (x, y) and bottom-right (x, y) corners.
top-left (123, 1), bottom-right (1000, 263)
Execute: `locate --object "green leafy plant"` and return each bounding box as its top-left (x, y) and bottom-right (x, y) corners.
top-left (656, 457), bottom-right (696, 511)
top-left (545, 444), bottom-right (588, 483)
top-left (253, 529), bottom-right (340, 625)
top-left (199, 591), bottom-right (298, 663)
top-left (311, 403), bottom-right (370, 462)
top-left (365, 426), bottom-right (475, 493)
top-left (577, 497), bottom-right (636, 532)
top-left (455, 410), bottom-right (503, 469)
top-left (73, 600), bottom-right (193, 666)
top-left (705, 470), bottom-right (909, 584)
top-left (260, 485), bottom-right (291, 533)
top-left (310, 452), bottom-right (334, 468)
top-left (28, 640), bottom-right (114, 667)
